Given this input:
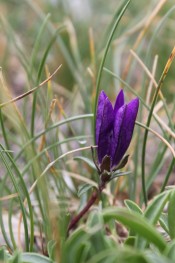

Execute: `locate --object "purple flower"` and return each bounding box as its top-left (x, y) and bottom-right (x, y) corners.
top-left (96, 90), bottom-right (139, 172)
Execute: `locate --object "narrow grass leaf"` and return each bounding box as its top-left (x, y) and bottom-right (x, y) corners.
top-left (135, 190), bottom-right (170, 249)
top-left (159, 213), bottom-right (169, 234)
top-left (8, 199), bottom-right (17, 250)
top-left (31, 24), bottom-right (65, 137)
top-left (9, 252), bottom-right (21, 263)
top-left (141, 46), bottom-right (175, 206)
top-left (0, 178), bottom-right (13, 251)
top-left (47, 240), bottom-right (56, 261)
top-left (16, 114), bottom-right (93, 160)
top-left (86, 247), bottom-right (149, 263)
top-left (124, 200), bottom-right (142, 236)
top-left (93, 0), bottom-right (131, 137)
top-left (0, 144), bottom-right (34, 252)
top-left (63, 227), bottom-right (90, 263)
top-left (146, 252), bottom-right (173, 263)
top-left (0, 110), bottom-right (11, 155)
top-left (168, 189), bottom-right (175, 239)
top-left (103, 207), bottom-right (167, 252)
top-left (144, 190), bottom-right (170, 223)
top-left (124, 200), bottom-right (143, 214)
top-left (30, 13), bottom-right (51, 75)
top-left (161, 158), bottom-right (175, 192)
top-left (0, 246), bottom-right (8, 261)
top-left (74, 156), bottom-right (96, 170)
top-left (165, 240), bottom-right (175, 261)
top-left (77, 184), bottom-right (94, 197)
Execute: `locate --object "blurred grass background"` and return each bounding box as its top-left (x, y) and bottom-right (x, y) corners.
top-left (1, 0), bottom-right (175, 100)
top-left (0, 0), bottom-right (175, 258)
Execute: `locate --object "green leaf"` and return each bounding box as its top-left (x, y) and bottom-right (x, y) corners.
top-left (102, 207), bottom-right (167, 252)
top-left (124, 236), bottom-right (136, 246)
top-left (124, 200), bottom-right (143, 215)
top-left (21, 253), bottom-right (54, 263)
top-left (0, 247), bottom-right (8, 262)
top-left (77, 183), bottom-right (94, 197)
top-left (112, 155), bottom-right (129, 171)
top-left (86, 247), bottom-right (149, 263)
top-left (168, 189), bottom-right (175, 239)
top-left (0, 145), bottom-right (33, 251)
top-left (47, 240), bottom-right (56, 261)
top-left (159, 213), bottom-right (169, 234)
top-left (144, 191), bottom-right (170, 224)
top-left (86, 212), bottom-right (107, 255)
top-left (74, 156), bottom-right (97, 170)
top-left (93, 0), bottom-right (131, 133)
top-left (145, 252), bottom-right (174, 263)
top-left (86, 211), bottom-right (115, 256)
top-left (135, 190), bottom-right (170, 249)
top-left (165, 240), bottom-right (175, 261)
top-left (16, 114), bottom-right (93, 160)
top-left (63, 227), bottom-right (90, 263)
top-left (9, 251), bottom-right (21, 263)
top-left (124, 200), bottom-right (143, 237)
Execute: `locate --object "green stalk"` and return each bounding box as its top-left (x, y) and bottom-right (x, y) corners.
top-left (0, 145), bottom-right (30, 251)
top-left (93, 0), bottom-right (131, 140)
top-left (0, 177), bottom-right (13, 251)
top-left (16, 114), bottom-right (93, 160)
top-left (0, 110), bottom-right (11, 156)
top-left (30, 13), bottom-right (51, 137)
top-left (141, 47), bottom-right (175, 206)
top-left (8, 199), bottom-right (17, 250)
top-left (0, 144), bottom-right (34, 251)
top-left (160, 158), bottom-right (175, 193)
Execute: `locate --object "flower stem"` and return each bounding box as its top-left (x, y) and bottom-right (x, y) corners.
top-left (67, 183), bottom-right (105, 233)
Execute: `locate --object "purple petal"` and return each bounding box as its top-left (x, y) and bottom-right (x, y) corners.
top-left (97, 97), bottom-right (114, 164)
top-left (111, 98), bottom-right (139, 167)
top-left (114, 89), bottom-right (125, 115)
top-left (111, 104), bottom-right (126, 166)
top-left (95, 91), bottom-right (107, 146)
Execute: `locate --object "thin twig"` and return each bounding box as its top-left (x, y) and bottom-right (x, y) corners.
top-left (146, 55), bottom-right (158, 104)
top-left (0, 193), bottom-right (18, 201)
top-left (136, 121), bottom-right (175, 158)
top-left (122, 0), bottom-right (167, 80)
top-left (0, 65), bottom-right (62, 108)
top-left (141, 46), bottom-right (175, 206)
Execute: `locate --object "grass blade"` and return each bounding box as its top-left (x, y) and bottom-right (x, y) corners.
top-left (93, 0), bottom-right (131, 139)
top-left (141, 46), bottom-right (175, 206)
top-left (103, 207), bottom-right (167, 252)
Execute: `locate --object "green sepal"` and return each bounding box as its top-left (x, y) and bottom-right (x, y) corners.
top-left (112, 155), bottom-right (129, 172)
top-left (100, 155), bottom-right (111, 173)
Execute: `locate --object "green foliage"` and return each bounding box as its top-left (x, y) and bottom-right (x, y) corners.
top-left (168, 189), bottom-right (175, 239)
top-left (0, 247), bottom-right (54, 263)
top-left (124, 199), bottom-right (143, 215)
top-left (74, 156), bottom-right (97, 170)
top-left (77, 183), bottom-right (94, 197)
top-left (0, 0), bottom-right (175, 262)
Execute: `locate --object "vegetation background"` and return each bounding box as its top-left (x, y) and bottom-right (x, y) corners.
top-left (0, 0), bottom-right (175, 262)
